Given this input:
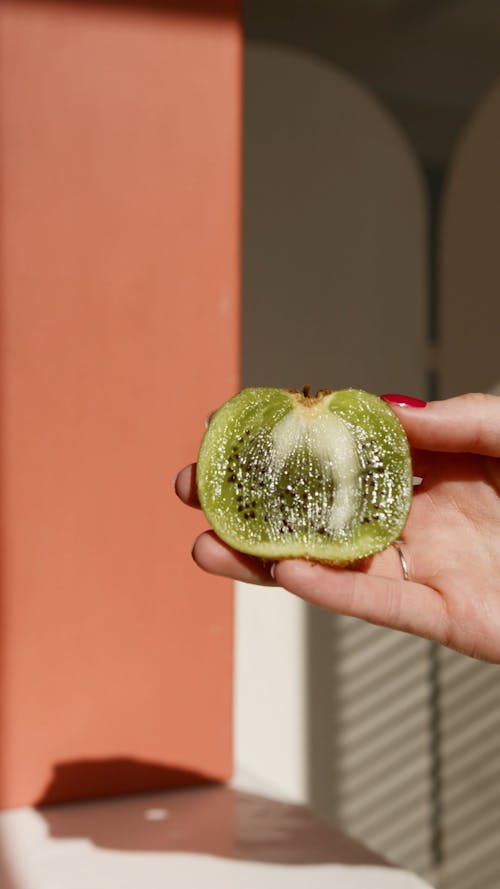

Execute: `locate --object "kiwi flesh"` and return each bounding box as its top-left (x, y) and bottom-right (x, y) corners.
top-left (196, 387), bottom-right (412, 564)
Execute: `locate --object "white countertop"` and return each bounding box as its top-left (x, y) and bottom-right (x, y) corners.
top-left (0, 783), bottom-right (433, 888)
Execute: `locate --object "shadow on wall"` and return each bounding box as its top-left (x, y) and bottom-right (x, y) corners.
top-left (29, 758), bottom-right (385, 865)
top-left (34, 757), bottom-right (213, 808)
top-left (0, 759), bottom-right (215, 889)
top-left (307, 613), bottom-right (434, 878)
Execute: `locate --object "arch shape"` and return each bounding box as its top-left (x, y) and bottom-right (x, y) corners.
top-left (243, 43), bottom-right (428, 395)
top-left (440, 77), bottom-right (500, 396)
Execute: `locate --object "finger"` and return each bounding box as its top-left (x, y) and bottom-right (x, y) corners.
top-left (382, 393), bottom-right (500, 458)
top-left (174, 464), bottom-right (201, 508)
top-left (273, 559), bottom-right (449, 646)
top-left (192, 530), bottom-right (276, 586)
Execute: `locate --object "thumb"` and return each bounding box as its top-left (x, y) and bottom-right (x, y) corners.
top-left (381, 392), bottom-right (500, 458)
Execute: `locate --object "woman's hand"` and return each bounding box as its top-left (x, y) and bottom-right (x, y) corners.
top-left (175, 393), bottom-right (500, 663)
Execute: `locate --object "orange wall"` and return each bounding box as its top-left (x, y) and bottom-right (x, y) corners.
top-left (0, 0), bottom-right (241, 807)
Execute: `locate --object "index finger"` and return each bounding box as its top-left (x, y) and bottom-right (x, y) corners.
top-left (384, 393), bottom-right (500, 459)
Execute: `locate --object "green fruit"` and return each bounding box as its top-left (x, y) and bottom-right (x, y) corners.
top-left (196, 387), bottom-right (412, 564)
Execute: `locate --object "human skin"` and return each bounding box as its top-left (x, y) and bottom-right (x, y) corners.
top-left (175, 393), bottom-right (500, 663)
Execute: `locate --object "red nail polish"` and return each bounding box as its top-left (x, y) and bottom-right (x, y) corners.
top-left (381, 393), bottom-right (427, 408)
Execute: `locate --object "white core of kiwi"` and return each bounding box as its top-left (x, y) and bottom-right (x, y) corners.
top-left (271, 407), bottom-right (360, 534)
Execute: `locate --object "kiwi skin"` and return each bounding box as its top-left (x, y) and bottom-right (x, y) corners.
top-left (196, 387), bottom-right (413, 565)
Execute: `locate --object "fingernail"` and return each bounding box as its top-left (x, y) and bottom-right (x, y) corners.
top-left (381, 393), bottom-right (427, 408)
top-left (270, 563), bottom-right (277, 580)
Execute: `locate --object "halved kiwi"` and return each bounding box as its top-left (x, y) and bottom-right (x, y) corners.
top-left (196, 387), bottom-right (412, 564)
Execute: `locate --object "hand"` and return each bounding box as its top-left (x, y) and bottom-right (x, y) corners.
top-left (175, 393), bottom-right (500, 663)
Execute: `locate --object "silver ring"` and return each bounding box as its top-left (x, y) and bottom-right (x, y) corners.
top-left (393, 540), bottom-right (409, 581)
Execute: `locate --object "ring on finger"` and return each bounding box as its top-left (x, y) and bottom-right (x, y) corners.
top-left (393, 540), bottom-right (410, 581)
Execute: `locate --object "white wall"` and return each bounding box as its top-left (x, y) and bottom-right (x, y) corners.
top-left (236, 42), bottom-right (431, 878)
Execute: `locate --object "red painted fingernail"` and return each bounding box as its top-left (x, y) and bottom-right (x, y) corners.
top-left (381, 393), bottom-right (427, 408)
